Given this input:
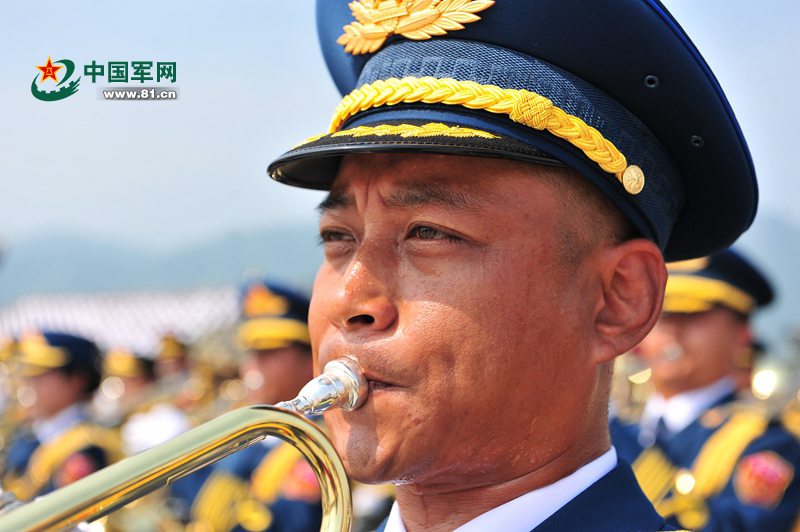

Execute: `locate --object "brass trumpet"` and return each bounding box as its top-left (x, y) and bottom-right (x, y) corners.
top-left (0, 357), bottom-right (369, 532)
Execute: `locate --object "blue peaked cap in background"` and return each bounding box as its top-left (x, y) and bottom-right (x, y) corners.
top-left (237, 279), bottom-right (311, 351)
top-left (16, 331), bottom-right (102, 377)
top-left (268, 0), bottom-right (758, 262)
top-left (664, 248), bottom-right (774, 317)
top-left (238, 278), bottom-right (310, 323)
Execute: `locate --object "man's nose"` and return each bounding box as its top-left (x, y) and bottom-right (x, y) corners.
top-left (324, 258), bottom-right (398, 336)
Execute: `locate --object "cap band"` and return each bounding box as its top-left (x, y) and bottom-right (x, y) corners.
top-left (104, 349), bottom-right (145, 378)
top-left (17, 336), bottom-right (69, 375)
top-left (237, 318), bottom-right (311, 351)
top-left (324, 76), bottom-right (642, 194)
top-left (663, 275), bottom-right (756, 315)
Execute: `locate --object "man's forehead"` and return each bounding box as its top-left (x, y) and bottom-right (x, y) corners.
top-left (319, 154), bottom-right (517, 213)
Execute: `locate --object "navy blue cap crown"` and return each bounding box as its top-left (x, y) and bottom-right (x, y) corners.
top-left (44, 332), bottom-right (101, 371)
top-left (268, 0), bottom-right (758, 261)
top-left (239, 278), bottom-right (311, 323)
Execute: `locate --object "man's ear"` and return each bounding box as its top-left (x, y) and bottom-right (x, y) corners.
top-left (592, 239), bottom-right (667, 364)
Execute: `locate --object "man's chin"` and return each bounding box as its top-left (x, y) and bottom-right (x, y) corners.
top-left (326, 419), bottom-right (400, 484)
top-left (343, 462), bottom-right (391, 485)
top-left (336, 443), bottom-right (395, 485)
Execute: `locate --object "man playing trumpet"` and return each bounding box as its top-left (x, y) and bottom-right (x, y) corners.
top-left (263, 0), bottom-right (762, 529)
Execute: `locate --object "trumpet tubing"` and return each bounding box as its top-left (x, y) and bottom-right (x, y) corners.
top-left (0, 357), bottom-right (368, 532)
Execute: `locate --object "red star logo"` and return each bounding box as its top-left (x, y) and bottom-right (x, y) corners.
top-left (36, 57), bottom-right (63, 84)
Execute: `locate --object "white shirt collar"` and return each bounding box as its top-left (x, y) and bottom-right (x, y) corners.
top-left (383, 447), bottom-right (617, 532)
top-left (641, 376), bottom-right (736, 439)
top-left (32, 402), bottom-right (86, 444)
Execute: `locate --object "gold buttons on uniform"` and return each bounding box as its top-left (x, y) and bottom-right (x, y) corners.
top-left (623, 165), bottom-right (645, 194)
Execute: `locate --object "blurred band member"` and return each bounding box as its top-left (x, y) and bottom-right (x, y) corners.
top-left (1, 332), bottom-right (118, 501)
top-left (185, 281), bottom-right (323, 532)
top-left (612, 250), bottom-right (800, 531)
top-left (101, 348), bottom-right (191, 456)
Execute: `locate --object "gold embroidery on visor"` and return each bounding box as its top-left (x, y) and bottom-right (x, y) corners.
top-left (295, 122), bottom-right (499, 148)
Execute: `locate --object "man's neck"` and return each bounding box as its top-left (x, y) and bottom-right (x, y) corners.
top-left (393, 434), bottom-right (610, 532)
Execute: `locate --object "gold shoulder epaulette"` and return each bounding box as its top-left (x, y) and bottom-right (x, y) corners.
top-left (691, 407), bottom-right (769, 497)
top-left (251, 442), bottom-right (305, 503)
top-left (18, 422), bottom-right (120, 501)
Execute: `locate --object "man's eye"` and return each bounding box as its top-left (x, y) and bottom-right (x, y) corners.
top-left (318, 229), bottom-right (355, 244)
top-left (407, 226), bottom-right (460, 242)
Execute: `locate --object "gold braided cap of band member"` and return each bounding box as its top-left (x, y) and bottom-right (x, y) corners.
top-left (326, 76), bottom-right (645, 194)
top-left (663, 275), bottom-right (756, 315)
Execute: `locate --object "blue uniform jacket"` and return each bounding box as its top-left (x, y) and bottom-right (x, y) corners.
top-left (1, 424), bottom-right (112, 501)
top-left (375, 460), bottom-right (676, 531)
top-left (187, 439), bottom-right (323, 532)
top-left (611, 394), bottom-right (800, 532)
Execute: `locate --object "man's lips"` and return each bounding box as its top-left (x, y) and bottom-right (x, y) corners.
top-left (317, 343), bottom-right (411, 395)
top-left (362, 369), bottom-right (400, 391)
top-left (368, 379), bottom-right (396, 392)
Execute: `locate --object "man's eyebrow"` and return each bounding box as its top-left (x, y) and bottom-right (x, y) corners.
top-left (316, 182), bottom-right (493, 214)
top-left (317, 190), bottom-right (354, 213)
top-left (383, 183), bottom-right (488, 212)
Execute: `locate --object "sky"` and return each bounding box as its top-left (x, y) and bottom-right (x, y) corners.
top-left (1, 0), bottom-right (799, 251)
top-left (0, 0), bottom-right (335, 251)
top-left (2, 0), bottom-right (800, 344)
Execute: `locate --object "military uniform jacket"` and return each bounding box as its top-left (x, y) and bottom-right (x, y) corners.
top-left (0, 414), bottom-right (117, 501)
top-left (188, 437), bottom-right (323, 532)
top-left (611, 392), bottom-right (800, 531)
top-left (374, 461), bottom-right (677, 531)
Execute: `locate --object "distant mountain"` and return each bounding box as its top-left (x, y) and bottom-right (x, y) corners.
top-left (0, 222), bottom-right (323, 305)
top-left (3, 214), bottom-right (800, 356)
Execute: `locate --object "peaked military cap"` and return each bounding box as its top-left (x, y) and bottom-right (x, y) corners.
top-left (103, 348), bottom-right (156, 380)
top-left (157, 334), bottom-right (188, 361)
top-left (268, 0), bottom-right (757, 261)
top-left (16, 331), bottom-right (101, 377)
top-left (237, 279), bottom-right (311, 351)
top-left (664, 249), bottom-right (774, 316)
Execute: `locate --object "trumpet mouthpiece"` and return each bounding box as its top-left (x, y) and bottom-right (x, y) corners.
top-left (276, 356), bottom-right (369, 415)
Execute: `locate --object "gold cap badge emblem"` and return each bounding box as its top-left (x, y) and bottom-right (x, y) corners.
top-left (243, 285), bottom-right (290, 318)
top-left (338, 0), bottom-right (495, 55)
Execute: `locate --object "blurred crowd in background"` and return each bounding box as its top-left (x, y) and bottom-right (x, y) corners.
top-left (0, 278), bottom-right (393, 532)
top-left (3, 252), bottom-right (800, 531)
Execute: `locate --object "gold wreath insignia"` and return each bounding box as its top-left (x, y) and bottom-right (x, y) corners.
top-left (338, 0), bottom-right (495, 55)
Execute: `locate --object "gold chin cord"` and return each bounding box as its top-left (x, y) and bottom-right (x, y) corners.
top-left (0, 356), bottom-right (369, 532)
